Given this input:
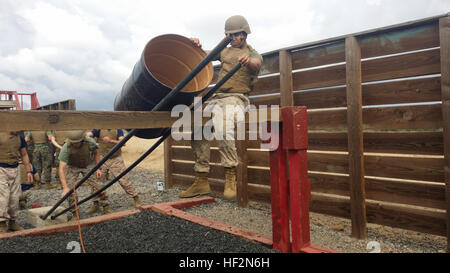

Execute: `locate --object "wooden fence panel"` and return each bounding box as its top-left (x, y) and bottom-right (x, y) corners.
top-left (167, 16), bottom-right (450, 242)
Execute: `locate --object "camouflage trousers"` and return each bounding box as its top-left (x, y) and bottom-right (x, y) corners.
top-left (33, 144), bottom-right (53, 183)
top-left (0, 167), bottom-right (21, 222)
top-left (192, 93), bottom-right (249, 173)
top-left (65, 162), bottom-right (108, 214)
top-left (54, 148), bottom-right (62, 181)
top-left (100, 155), bottom-right (138, 197)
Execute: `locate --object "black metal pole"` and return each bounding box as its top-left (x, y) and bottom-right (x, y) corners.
top-left (50, 63), bottom-right (242, 219)
top-left (41, 37), bottom-right (232, 220)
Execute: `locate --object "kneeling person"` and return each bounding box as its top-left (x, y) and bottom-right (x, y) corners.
top-left (58, 130), bottom-right (112, 220)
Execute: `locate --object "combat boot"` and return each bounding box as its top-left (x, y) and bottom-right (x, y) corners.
top-left (45, 182), bottom-right (57, 190)
top-left (33, 181), bottom-right (41, 190)
top-left (223, 167), bottom-right (237, 200)
top-left (8, 220), bottom-right (24, 232)
top-left (133, 195), bottom-right (142, 208)
top-left (85, 201), bottom-right (100, 215)
top-left (103, 205), bottom-right (113, 215)
top-left (0, 221), bottom-right (7, 234)
top-left (179, 172), bottom-right (211, 198)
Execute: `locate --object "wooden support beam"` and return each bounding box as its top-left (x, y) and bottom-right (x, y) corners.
top-left (439, 16), bottom-right (450, 253)
top-left (345, 36), bottom-right (367, 239)
top-left (164, 136), bottom-right (174, 189)
top-left (279, 50), bottom-right (294, 107)
top-left (0, 109), bottom-right (282, 131)
top-left (236, 140), bottom-right (248, 208)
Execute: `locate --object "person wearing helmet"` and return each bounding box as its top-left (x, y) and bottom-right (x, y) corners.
top-left (180, 15), bottom-right (262, 201)
top-left (0, 131), bottom-right (34, 233)
top-left (86, 129), bottom-right (142, 209)
top-left (58, 130), bottom-right (113, 220)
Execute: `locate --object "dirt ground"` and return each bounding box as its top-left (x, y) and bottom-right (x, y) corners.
top-left (121, 136), bottom-right (165, 173)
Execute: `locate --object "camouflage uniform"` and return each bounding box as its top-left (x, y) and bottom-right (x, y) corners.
top-left (93, 129), bottom-right (138, 198)
top-left (192, 45), bottom-right (262, 173)
top-left (58, 137), bottom-right (108, 214)
top-left (0, 132), bottom-right (27, 224)
top-left (25, 131), bottom-right (54, 183)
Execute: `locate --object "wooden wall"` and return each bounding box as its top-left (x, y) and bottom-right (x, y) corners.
top-left (166, 13), bottom-right (450, 248)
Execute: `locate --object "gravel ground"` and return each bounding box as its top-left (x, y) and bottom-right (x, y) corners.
top-left (1, 210), bottom-right (277, 253)
top-left (10, 168), bottom-right (449, 253)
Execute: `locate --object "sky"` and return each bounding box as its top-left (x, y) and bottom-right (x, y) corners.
top-left (0, 0), bottom-right (449, 110)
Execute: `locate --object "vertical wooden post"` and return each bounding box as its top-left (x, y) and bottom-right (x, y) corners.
top-left (236, 139), bottom-right (248, 208)
top-left (164, 136), bottom-right (174, 189)
top-left (282, 106), bottom-right (310, 252)
top-left (439, 16), bottom-right (450, 253)
top-left (345, 36), bottom-right (367, 239)
top-left (269, 129), bottom-right (291, 253)
top-left (279, 50), bottom-right (294, 107)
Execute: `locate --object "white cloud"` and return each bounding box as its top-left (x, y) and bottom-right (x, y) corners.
top-left (0, 0), bottom-right (448, 110)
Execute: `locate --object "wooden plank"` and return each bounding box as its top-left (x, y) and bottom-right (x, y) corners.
top-left (0, 108), bottom-right (282, 131)
top-left (307, 131), bottom-right (444, 155)
top-left (363, 104), bottom-right (442, 130)
top-left (290, 77), bottom-right (441, 110)
top-left (0, 110), bottom-right (181, 131)
top-left (307, 152), bottom-right (445, 182)
top-left (307, 104), bottom-right (442, 131)
top-left (346, 36), bottom-right (367, 239)
top-left (291, 41), bottom-right (346, 71)
top-left (363, 77), bottom-right (441, 106)
top-left (365, 200), bottom-right (447, 236)
top-left (439, 16), bottom-right (450, 252)
top-left (309, 172), bottom-right (446, 209)
top-left (359, 22), bottom-right (440, 59)
top-left (279, 50), bottom-right (294, 107)
top-left (291, 49), bottom-right (441, 92)
top-left (252, 75), bottom-right (280, 96)
top-left (362, 131), bottom-right (443, 155)
top-left (294, 87), bottom-right (347, 109)
top-left (164, 136), bottom-right (174, 189)
top-left (310, 193), bottom-right (447, 236)
top-left (292, 64), bottom-right (346, 91)
top-left (362, 48), bottom-right (441, 82)
top-left (245, 149), bottom-right (445, 182)
top-left (236, 140), bottom-right (248, 208)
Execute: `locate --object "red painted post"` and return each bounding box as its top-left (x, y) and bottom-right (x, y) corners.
top-left (282, 106), bottom-right (311, 252)
top-left (268, 123), bottom-right (291, 253)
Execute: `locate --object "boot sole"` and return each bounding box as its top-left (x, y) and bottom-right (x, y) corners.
top-left (179, 191), bottom-right (211, 198)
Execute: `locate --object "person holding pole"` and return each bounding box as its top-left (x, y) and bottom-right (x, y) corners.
top-left (86, 129), bottom-right (142, 210)
top-left (58, 130), bottom-right (112, 221)
top-left (179, 15), bottom-right (262, 200)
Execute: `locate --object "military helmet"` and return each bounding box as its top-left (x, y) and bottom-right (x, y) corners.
top-left (225, 15), bottom-right (251, 35)
top-left (67, 130), bottom-right (85, 143)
